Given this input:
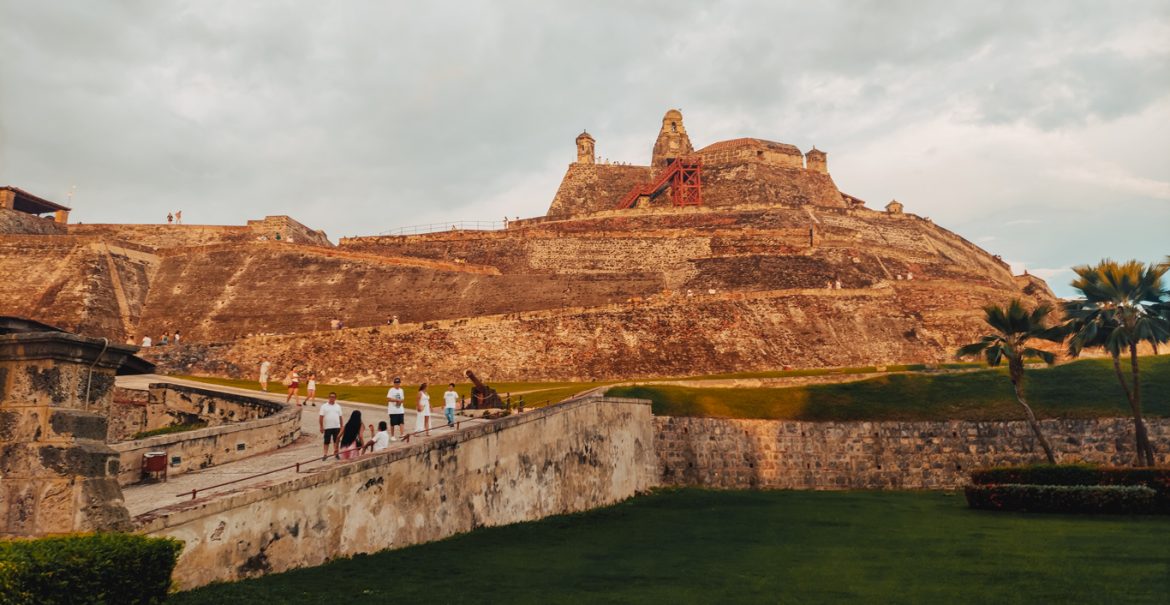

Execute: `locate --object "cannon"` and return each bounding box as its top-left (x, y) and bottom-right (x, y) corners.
top-left (464, 369), bottom-right (504, 409)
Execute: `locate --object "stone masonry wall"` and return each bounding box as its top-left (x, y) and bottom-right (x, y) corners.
top-left (654, 416), bottom-right (1170, 490)
top-left (107, 383), bottom-right (285, 443)
top-left (0, 207), bottom-right (67, 235)
top-left (138, 397), bottom-right (654, 589)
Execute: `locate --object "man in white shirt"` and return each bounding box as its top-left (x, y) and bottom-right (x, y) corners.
top-left (140, 335), bottom-right (152, 348)
top-left (372, 421), bottom-right (390, 452)
top-left (259, 359), bottom-right (271, 391)
top-left (386, 377), bottom-right (406, 440)
top-left (319, 392), bottom-right (344, 460)
top-left (444, 383), bottom-right (460, 428)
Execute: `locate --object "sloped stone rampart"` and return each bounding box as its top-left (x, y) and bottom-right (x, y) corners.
top-left (0, 207), bottom-right (66, 235)
top-left (654, 416), bottom-right (1170, 490)
top-left (137, 396), bottom-right (654, 589)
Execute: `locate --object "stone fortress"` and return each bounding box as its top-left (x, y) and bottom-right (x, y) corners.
top-left (1, 110), bottom-right (1054, 383)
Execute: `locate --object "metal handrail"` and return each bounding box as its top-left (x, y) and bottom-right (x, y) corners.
top-left (171, 400), bottom-right (551, 501)
top-left (378, 220), bottom-right (506, 237)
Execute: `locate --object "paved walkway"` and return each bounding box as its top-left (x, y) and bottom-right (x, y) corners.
top-left (116, 375), bottom-right (486, 517)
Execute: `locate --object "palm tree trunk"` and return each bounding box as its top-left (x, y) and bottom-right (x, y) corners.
top-left (1112, 350), bottom-right (1153, 466)
top-left (1129, 343), bottom-right (1155, 466)
top-left (1011, 370), bottom-right (1056, 464)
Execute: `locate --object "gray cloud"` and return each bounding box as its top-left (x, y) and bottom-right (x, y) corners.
top-left (1, 0), bottom-right (1167, 281)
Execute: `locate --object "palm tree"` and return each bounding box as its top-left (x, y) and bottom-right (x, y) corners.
top-left (1063, 259), bottom-right (1170, 466)
top-left (957, 299), bottom-right (1062, 464)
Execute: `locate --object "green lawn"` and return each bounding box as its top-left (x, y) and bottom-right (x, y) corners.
top-left (177, 375), bottom-right (604, 407)
top-left (607, 355), bottom-right (1170, 421)
top-left (170, 489), bottom-right (1170, 604)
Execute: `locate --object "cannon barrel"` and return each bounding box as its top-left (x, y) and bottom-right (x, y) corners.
top-left (465, 369), bottom-right (487, 389)
top-left (464, 369), bottom-right (503, 409)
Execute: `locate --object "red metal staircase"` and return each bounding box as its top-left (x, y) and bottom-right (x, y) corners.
top-left (615, 157), bottom-right (703, 210)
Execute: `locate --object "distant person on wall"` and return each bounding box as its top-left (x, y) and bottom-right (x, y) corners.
top-left (319, 392), bottom-right (344, 461)
top-left (173, 330), bottom-right (180, 345)
top-left (305, 373), bottom-right (318, 407)
top-left (167, 212), bottom-right (173, 224)
top-left (338, 410), bottom-right (364, 460)
top-left (140, 335), bottom-right (152, 348)
top-left (444, 383), bottom-right (459, 428)
top-left (175, 210), bottom-right (182, 224)
top-left (386, 377), bottom-right (406, 440)
top-left (259, 359), bottom-right (271, 391)
top-left (285, 369), bottom-right (301, 406)
top-left (415, 382), bottom-right (432, 436)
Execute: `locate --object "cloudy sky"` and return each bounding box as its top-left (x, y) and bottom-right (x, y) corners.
top-left (2, 1), bottom-right (1167, 296)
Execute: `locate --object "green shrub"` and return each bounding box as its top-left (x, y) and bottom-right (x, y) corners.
top-left (970, 465), bottom-right (1170, 511)
top-left (965, 484), bottom-right (1158, 514)
top-left (0, 533), bottom-right (182, 605)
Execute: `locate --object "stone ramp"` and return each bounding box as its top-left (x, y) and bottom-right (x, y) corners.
top-left (116, 375), bottom-right (483, 517)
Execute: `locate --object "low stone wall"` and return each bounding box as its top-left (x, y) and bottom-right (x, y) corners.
top-left (109, 384), bottom-right (299, 486)
top-left (139, 397), bottom-right (654, 589)
top-left (655, 416), bottom-right (1170, 490)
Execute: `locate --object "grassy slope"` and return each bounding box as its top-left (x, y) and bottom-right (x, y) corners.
top-left (608, 355), bottom-right (1170, 421)
top-left (171, 489), bottom-right (1170, 605)
top-left (177, 375), bottom-right (604, 407)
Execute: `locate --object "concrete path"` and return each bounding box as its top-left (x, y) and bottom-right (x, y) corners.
top-left (115, 375), bottom-right (486, 517)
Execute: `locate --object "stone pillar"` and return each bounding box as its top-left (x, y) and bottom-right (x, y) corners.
top-left (54, 209), bottom-right (70, 224)
top-left (651, 109), bottom-right (694, 167)
top-left (0, 331), bottom-right (137, 536)
top-left (0, 189), bottom-right (14, 210)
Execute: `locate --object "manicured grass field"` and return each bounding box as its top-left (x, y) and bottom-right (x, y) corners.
top-left (178, 375), bottom-right (604, 408)
top-left (608, 355), bottom-right (1170, 421)
top-left (170, 489), bottom-right (1170, 604)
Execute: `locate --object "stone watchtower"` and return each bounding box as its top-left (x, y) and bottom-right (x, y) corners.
top-left (805, 147), bottom-right (828, 174)
top-left (0, 318), bottom-right (146, 536)
top-left (651, 109), bottom-right (694, 167)
top-left (575, 131), bottom-right (596, 164)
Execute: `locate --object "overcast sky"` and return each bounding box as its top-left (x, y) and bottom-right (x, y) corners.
top-left (2, 1), bottom-right (1167, 297)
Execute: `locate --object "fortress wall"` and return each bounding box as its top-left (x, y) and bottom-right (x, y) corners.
top-left (146, 284), bottom-right (1002, 383)
top-left (654, 416), bottom-right (1170, 490)
top-left (0, 237), bottom-right (156, 340)
top-left (245, 215), bottom-right (332, 247)
top-left (109, 386), bottom-right (300, 486)
top-left (547, 163), bottom-right (654, 217)
top-left (135, 245), bottom-right (664, 342)
top-left (0, 207), bottom-right (67, 235)
top-left (68, 223), bottom-right (255, 249)
top-left (700, 163), bottom-right (846, 208)
top-left (139, 396), bottom-right (655, 589)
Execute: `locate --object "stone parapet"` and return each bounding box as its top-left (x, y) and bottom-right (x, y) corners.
top-left (654, 416), bottom-right (1170, 490)
top-left (138, 396), bottom-right (653, 589)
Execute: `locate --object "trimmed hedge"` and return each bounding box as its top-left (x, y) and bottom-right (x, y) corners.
top-left (965, 484), bottom-right (1157, 514)
top-left (0, 533), bottom-right (182, 605)
top-left (970, 464), bottom-right (1170, 511)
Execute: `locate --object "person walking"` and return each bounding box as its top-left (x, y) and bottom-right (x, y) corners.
top-left (305, 373), bottom-right (318, 407)
top-left (285, 369), bottom-right (301, 406)
top-left (338, 410), bottom-right (364, 460)
top-left (319, 393), bottom-right (343, 461)
top-left (444, 383), bottom-right (459, 428)
top-left (386, 377), bottom-right (406, 440)
top-left (259, 359), bottom-right (271, 391)
top-left (415, 383), bottom-right (431, 436)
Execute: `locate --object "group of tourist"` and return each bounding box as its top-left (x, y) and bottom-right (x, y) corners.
top-left (314, 378), bottom-right (461, 461)
top-left (135, 330), bottom-right (181, 348)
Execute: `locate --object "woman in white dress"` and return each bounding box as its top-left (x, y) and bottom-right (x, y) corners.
top-left (415, 383), bottom-right (431, 436)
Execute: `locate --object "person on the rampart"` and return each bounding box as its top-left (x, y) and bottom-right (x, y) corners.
top-left (140, 335), bottom-right (152, 348)
top-left (305, 373), bottom-right (318, 407)
top-left (371, 421), bottom-right (390, 453)
top-left (175, 210), bottom-right (182, 224)
top-left (444, 383), bottom-right (459, 428)
top-left (361, 422), bottom-right (376, 454)
top-left (386, 377), bottom-right (406, 440)
top-left (285, 369), bottom-right (301, 406)
top-left (319, 392), bottom-right (343, 461)
top-left (166, 212), bottom-right (173, 224)
top-left (173, 330), bottom-right (181, 345)
top-left (415, 382), bottom-right (432, 436)
top-left (339, 410), bottom-right (365, 460)
top-left (259, 359), bottom-right (271, 391)
top-left (159, 334), bottom-right (168, 346)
